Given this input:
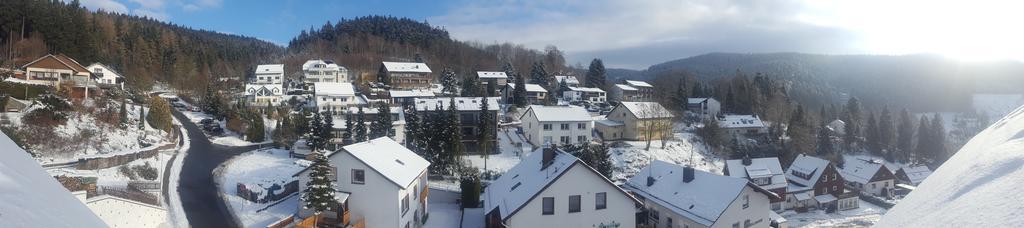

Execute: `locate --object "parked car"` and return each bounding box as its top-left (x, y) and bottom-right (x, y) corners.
top-left (200, 118), bottom-right (216, 125)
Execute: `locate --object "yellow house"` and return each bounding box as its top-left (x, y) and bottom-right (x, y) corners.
top-left (595, 102), bottom-right (674, 141)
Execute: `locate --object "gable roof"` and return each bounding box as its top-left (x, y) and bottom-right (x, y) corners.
top-left (476, 71), bottom-right (508, 79)
top-left (898, 165), bottom-right (932, 185)
top-left (566, 87), bottom-right (605, 93)
top-left (244, 84), bottom-right (283, 96)
top-left (625, 80), bottom-right (653, 88)
top-left (554, 76), bottom-right (580, 85)
top-left (302, 59), bottom-right (341, 71)
top-left (614, 84), bottom-right (638, 91)
top-left (840, 158), bottom-right (892, 185)
top-left (22, 54), bottom-right (90, 74)
top-left (505, 83), bottom-right (547, 93)
top-left (389, 90), bottom-right (435, 98)
top-left (342, 137), bottom-right (430, 188)
top-left (521, 105), bottom-right (591, 122)
top-left (786, 154), bottom-right (832, 190)
top-left (382, 61), bottom-right (431, 73)
top-left (617, 102), bottom-right (675, 119)
top-left (718, 115), bottom-right (766, 129)
top-left (687, 97), bottom-right (715, 104)
top-left (725, 157), bottom-right (788, 190)
top-left (625, 160), bottom-right (771, 226)
top-left (255, 64), bottom-right (284, 74)
top-left (483, 147), bottom-right (639, 221)
top-left (314, 82), bottom-right (355, 96)
top-left (413, 97), bottom-right (499, 111)
top-left (85, 63), bottom-right (125, 79)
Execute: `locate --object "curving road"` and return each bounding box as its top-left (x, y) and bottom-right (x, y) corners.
top-left (170, 109), bottom-right (266, 228)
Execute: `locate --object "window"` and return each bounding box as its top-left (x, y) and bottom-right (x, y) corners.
top-left (578, 123), bottom-right (586, 129)
top-left (578, 136), bottom-right (587, 143)
top-left (871, 183), bottom-right (876, 188)
top-left (543, 124), bottom-right (552, 131)
top-left (596, 192), bottom-right (607, 210)
top-left (667, 218), bottom-right (674, 228)
top-left (542, 197), bottom-right (554, 215)
top-left (733, 222), bottom-right (740, 228)
top-left (560, 136), bottom-right (570, 144)
top-left (650, 208), bottom-right (660, 221)
top-left (402, 194), bottom-right (410, 215)
top-left (833, 186), bottom-right (838, 192)
top-left (569, 195), bottom-right (581, 213)
top-left (352, 169), bottom-right (365, 184)
top-left (742, 195), bottom-right (749, 209)
top-left (561, 123), bottom-right (570, 130)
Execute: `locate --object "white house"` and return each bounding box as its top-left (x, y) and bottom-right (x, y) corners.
top-left (624, 80), bottom-right (654, 101)
top-left (303, 59), bottom-right (348, 83)
top-left (477, 71), bottom-right (509, 95)
top-left (554, 75), bottom-right (580, 87)
top-left (502, 83), bottom-right (548, 105)
top-left (519, 105), bottom-right (593, 147)
top-left (827, 119), bottom-right (847, 136)
top-left (718, 115), bottom-right (768, 143)
top-left (295, 137), bottom-right (430, 228)
top-left (609, 84), bottom-right (638, 102)
top-left (625, 160), bottom-right (776, 228)
top-left (562, 87), bottom-right (606, 103)
top-left (840, 159), bottom-right (896, 198)
top-left (725, 157), bottom-right (788, 211)
top-left (687, 98), bottom-right (721, 120)
top-left (86, 63), bottom-right (124, 90)
top-left (313, 82), bottom-right (358, 115)
top-left (244, 83), bottom-right (283, 105)
top-left (894, 165), bottom-right (932, 186)
top-left (254, 64), bottom-right (284, 84)
top-left (483, 147), bottom-right (640, 228)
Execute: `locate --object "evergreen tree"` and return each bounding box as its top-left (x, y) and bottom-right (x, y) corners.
top-left (370, 102), bottom-right (393, 139)
top-left (477, 97), bottom-right (494, 172)
top-left (787, 105), bottom-right (816, 157)
top-left (320, 112), bottom-right (334, 148)
top-left (589, 143), bottom-right (614, 179)
top-left (673, 78), bottom-right (689, 112)
top-left (817, 122), bottom-right (840, 165)
top-left (530, 61), bottom-right (549, 87)
top-left (866, 112), bottom-right (881, 155)
top-left (354, 106), bottom-right (367, 142)
top-left (841, 97), bottom-right (862, 152)
top-left (586, 58), bottom-right (607, 89)
top-left (343, 111), bottom-right (354, 144)
top-left (512, 70), bottom-right (527, 107)
top-left (914, 116), bottom-right (931, 164)
top-left (461, 75), bottom-right (481, 97)
top-left (294, 110), bottom-right (311, 138)
top-left (301, 151), bottom-right (336, 220)
top-left (119, 97), bottom-right (128, 127)
top-left (440, 68), bottom-right (459, 96)
top-left (146, 96), bottom-right (173, 133)
top-left (404, 106), bottom-right (422, 151)
top-left (138, 105), bottom-right (146, 130)
top-left (306, 112), bottom-right (326, 151)
top-left (878, 107), bottom-right (896, 159)
top-left (931, 113), bottom-right (948, 165)
top-left (896, 109), bottom-right (915, 163)
top-left (444, 98), bottom-right (464, 174)
top-left (245, 114), bottom-right (265, 142)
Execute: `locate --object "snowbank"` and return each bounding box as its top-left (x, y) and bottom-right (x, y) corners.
top-left (217, 148), bottom-right (304, 227)
top-left (876, 105), bottom-right (1024, 227)
top-left (782, 199), bottom-right (886, 227)
top-left (608, 132), bottom-right (723, 183)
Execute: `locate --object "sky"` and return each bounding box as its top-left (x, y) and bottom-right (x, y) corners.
top-left (78, 0), bottom-right (1024, 69)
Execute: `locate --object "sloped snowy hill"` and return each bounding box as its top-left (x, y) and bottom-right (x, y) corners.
top-left (876, 105), bottom-right (1024, 227)
top-left (0, 131), bottom-right (106, 227)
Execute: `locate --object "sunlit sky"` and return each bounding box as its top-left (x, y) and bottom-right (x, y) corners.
top-left (78, 0), bottom-right (1024, 69)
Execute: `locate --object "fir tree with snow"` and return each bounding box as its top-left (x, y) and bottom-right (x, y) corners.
top-left (370, 102), bottom-right (392, 139)
top-left (529, 61), bottom-right (549, 87)
top-left (445, 97), bottom-right (464, 174)
top-left (461, 75), bottom-right (481, 97)
top-left (119, 97), bottom-right (128, 128)
top-left (586, 58), bottom-right (607, 89)
top-left (404, 106), bottom-right (422, 151)
top-left (320, 112), bottom-right (334, 149)
top-left (306, 112), bottom-right (326, 151)
top-left (477, 96), bottom-right (494, 171)
top-left (302, 151), bottom-right (336, 221)
top-left (512, 71), bottom-right (527, 108)
top-left (343, 111), bottom-right (354, 144)
top-left (440, 68), bottom-right (459, 96)
top-left (896, 108), bottom-right (915, 163)
top-left (354, 106), bottom-right (367, 143)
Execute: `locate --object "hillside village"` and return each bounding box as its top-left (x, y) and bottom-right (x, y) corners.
top-left (1, 2), bottom-right (1022, 228)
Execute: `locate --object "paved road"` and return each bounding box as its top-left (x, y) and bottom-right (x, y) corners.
top-left (170, 110), bottom-right (265, 228)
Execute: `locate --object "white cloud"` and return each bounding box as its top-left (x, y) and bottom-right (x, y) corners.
top-left (183, 0), bottom-right (223, 12)
top-left (79, 0), bottom-right (129, 13)
top-left (133, 8), bottom-right (170, 21)
top-left (128, 0), bottom-right (165, 9)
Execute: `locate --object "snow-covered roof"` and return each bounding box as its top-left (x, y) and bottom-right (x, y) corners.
top-left (725, 157), bottom-right (788, 190)
top-left (624, 160), bottom-right (755, 226)
top-left (314, 82), bottom-right (355, 96)
top-left (840, 159), bottom-right (890, 185)
top-left (476, 71), bottom-right (508, 79)
top-left (718, 115), bottom-right (766, 129)
top-left (898, 165), bottom-right (932, 185)
top-left (522, 105), bottom-right (592, 122)
top-left (255, 64), bottom-right (284, 74)
top-left (413, 97), bottom-right (500, 111)
top-left (625, 80), bottom-right (653, 88)
top-left (877, 105), bottom-right (1024, 227)
top-left (566, 87), bottom-right (605, 93)
top-left (614, 84), bottom-right (638, 91)
top-left (786, 154), bottom-right (832, 191)
top-left (595, 119), bottom-right (625, 127)
top-left (382, 61), bottom-right (431, 73)
top-left (86, 63), bottom-right (124, 78)
top-left (244, 84), bottom-right (283, 96)
top-left (618, 102), bottom-right (675, 119)
top-left (0, 131), bottom-right (106, 227)
top-left (389, 90), bottom-right (435, 98)
top-left (687, 98), bottom-right (711, 104)
top-left (814, 194), bottom-right (837, 203)
top-left (342, 137), bottom-right (429, 188)
top-left (554, 76), bottom-right (580, 85)
top-left (506, 83), bottom-right (548, 93)
top-left (302, 59), bottom-right (341, 71)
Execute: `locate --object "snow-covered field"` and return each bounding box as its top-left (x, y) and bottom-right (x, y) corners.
top-left (462, 128), bottom-right (531, 173)
top-left (608, 132), bottom-right (724, 183)
top-left (216, 148), bottom-right (305, 227)
top-left (876, 104), bottom-right (1024, 227)
top-left (783, 199), bottom-right (887, 227)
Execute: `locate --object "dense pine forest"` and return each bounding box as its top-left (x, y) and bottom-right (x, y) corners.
top-left (0, 0), bottom-right (283, 94)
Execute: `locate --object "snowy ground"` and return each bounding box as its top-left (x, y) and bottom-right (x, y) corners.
top-left (178, 108), bottom-right (275, 147)
top-left (423, 188), bottom-right (462, 228)
top-left (47, 151), bottom-right (170, 188)
top-left (166, 126), bottom-right (190, 228)
top-left (608, 132), bottom-right (723, 183)
top-left (216, 148), bottom-right (305, 227)
top-left (782, 199), bottom-right (887, 227)
top-left (462, 127), bottom-right (531, 174)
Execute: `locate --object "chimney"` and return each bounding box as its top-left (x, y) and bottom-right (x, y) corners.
top-left (541, 146), bottom-right (556, 170)
top-left (742, 156), bottom-right (752, 166)
top-left (646, 176), bottom-right (656, 187)
top-left (683, 166), bottom-right (695, 183)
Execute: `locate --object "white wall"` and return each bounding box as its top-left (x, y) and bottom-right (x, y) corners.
top-left (713, 186), bottom-right (771, 228)
top-left (505, 163), bottom-right (636, 228)
top-left (521, 110), bottom-right (592, 147)
top-left (315, 94), bottom-right (357, 114)
top-left (864, 179), bottom-right (894, 196)
top-left (299, 151), bottom-right (423, 228)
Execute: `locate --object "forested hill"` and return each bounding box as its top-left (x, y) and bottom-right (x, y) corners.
top-left (636, 52), bottom-right (1024, 112)
top-left (284, 15), bottom-right (568, 80)
top-left (0, 0), bottom-right (283, 92)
